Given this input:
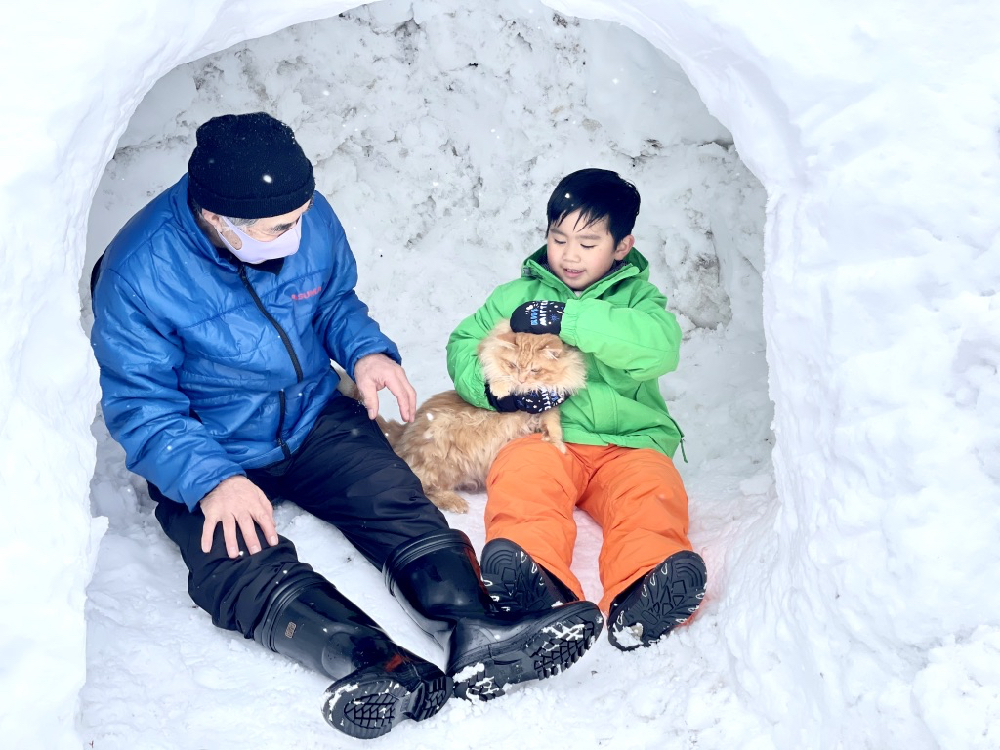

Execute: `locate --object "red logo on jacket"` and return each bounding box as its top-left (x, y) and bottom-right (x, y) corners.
top-left (291, 286), bottom-right (322, 301)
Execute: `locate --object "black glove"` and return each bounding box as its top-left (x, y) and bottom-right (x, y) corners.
top-left (509, 300), bottom-right (565, 334)
top-left (485, 382), bottom-right (568, 414)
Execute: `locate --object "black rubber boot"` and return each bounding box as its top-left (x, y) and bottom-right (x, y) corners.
top-left (480, 537), bottom-right (578, 613)
top-left (383, 529), bottom-right (604, 701)
top-left (607, 550), bottom-right (707, 651)
top-left (253, 576), bottom-right (451, 739)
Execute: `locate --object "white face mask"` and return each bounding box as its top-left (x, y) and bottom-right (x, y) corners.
top-left (219, 216), bottom-right (302, 264)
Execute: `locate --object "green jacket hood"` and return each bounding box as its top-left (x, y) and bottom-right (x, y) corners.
top-left (520, 246), bottom-right (651, 296)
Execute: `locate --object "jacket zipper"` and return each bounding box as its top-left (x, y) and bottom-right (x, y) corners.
top-left (277, 389), bottom-right (289, 458)
top-left (239, 265), bottom-right (303, 458)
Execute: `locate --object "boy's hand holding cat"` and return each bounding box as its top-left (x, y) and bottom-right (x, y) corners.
top-left (485, 382), bottom-right (568, 414)
top-left (510, 300), bottom-right (565, 334)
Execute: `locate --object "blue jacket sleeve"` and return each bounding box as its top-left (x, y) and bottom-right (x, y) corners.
top-left (92, 268), bottom-right (245, 509)
top-left (312, 205), bottom-right (401, 375)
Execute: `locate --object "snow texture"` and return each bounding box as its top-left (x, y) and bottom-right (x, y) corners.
top-left (0, 0), bottom-right (998, 749)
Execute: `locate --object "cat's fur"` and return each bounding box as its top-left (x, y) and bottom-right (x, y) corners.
top-left (385, 320), bottom-right (586, 513)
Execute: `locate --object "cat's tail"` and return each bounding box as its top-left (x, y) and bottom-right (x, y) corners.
top-left (378, 417), bottom-right (407, 448)
top-left (335, 364), bottom-right (406, 448)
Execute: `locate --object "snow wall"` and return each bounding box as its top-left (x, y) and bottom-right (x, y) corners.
top-left (1, 1), bottom-right (997, 748)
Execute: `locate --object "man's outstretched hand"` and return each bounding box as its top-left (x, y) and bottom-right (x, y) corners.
top-left (200, 476), bottom-right (279, 558)
top-left (353, 352), bottom-right (417, 422)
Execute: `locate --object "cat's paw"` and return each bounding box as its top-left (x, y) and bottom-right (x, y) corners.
top-left (428, 490), bottom-right (470, 514)
top-left (540, 432), bottom-right (568, 454)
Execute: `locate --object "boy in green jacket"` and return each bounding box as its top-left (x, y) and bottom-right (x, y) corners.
top-left (446, 168), bottom-right (707, 650)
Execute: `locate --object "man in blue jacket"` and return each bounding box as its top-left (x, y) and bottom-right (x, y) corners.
top-left (90, 113), bottom-right (603, 739)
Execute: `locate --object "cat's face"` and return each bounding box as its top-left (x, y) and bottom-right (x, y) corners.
top-left (479, 322), bottom-right (586, 395)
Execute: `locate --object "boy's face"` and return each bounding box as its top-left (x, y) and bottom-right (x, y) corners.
top-left (545, 210), bottom-right (634, 291)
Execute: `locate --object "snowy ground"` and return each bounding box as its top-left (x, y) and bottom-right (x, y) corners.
top-left (80, 2), bottom-right (775, 747)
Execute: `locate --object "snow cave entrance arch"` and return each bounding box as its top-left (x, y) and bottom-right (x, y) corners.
top-left (81, 0), bottom-right (773, 731)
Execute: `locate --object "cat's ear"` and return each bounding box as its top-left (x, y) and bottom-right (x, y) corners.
top-left (543, 342), bottom-right (563, 360)
top-left (536, 333), bottom-right (562, 352)
top-left (496, 332), bottom-right (518, 348)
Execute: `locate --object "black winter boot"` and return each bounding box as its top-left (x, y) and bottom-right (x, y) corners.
top-left (607, 550), bottom-right (707, 651)
top-left (383, 529), bottom-right (603, 701)
top-left (480, 537), bottom-right (578, 613)
top-left (254, 576), bottom-right (451, 739)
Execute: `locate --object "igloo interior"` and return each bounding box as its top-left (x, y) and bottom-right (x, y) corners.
top-left (2, 1), bottom-right (998, 749)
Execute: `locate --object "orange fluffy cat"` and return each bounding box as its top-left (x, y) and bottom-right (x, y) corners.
top-left (382, 320), bottom-right (586, 513)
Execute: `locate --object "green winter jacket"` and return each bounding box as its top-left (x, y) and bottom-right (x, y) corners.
top-left (446, 246), bottom-right (684, 458)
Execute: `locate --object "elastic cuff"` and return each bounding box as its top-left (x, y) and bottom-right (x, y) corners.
top-left (557, 299), bottom-right (579, 345)
top-left (383, 529), bottom-right (474, 592)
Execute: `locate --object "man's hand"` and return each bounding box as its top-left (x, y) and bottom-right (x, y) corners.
top-left (510, 300), bottom-right (565, 335)
top-left (353, 352), bottom-right (417, 422)
top-left (200, 476), bottom-right (279, 558)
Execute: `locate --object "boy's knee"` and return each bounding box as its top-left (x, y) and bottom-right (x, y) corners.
top-left (488, 434), bottom-right (551, 481)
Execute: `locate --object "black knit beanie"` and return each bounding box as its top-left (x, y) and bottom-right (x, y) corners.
top-left (187, 112), bottom-right (315, 219)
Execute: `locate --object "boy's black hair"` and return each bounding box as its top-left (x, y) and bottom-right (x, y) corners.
top-left (546, 168), bottom-right (641, 245)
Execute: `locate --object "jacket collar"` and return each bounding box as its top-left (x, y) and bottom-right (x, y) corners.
top-left (216, 246), bottom-right (285, 276)
top-left (520, 245), bottom-right (646, 297)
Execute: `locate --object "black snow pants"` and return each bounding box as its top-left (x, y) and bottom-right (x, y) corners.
top-left (151, 393), bottom-right (448, 637)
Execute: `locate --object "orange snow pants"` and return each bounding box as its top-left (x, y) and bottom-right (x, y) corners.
top-left (484, 434), bottom-right (692, 613)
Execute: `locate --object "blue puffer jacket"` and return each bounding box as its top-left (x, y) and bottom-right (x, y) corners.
top-left (91, 175), bottom-right (399, 510)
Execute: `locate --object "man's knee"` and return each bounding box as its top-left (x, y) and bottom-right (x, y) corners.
top-left (191, 544), bottom-right (314, 636)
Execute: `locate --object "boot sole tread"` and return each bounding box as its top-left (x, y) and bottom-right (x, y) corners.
top-left (322, 666), bottom-right (451, 739)
top-left (608, 550), bottom-right (707, 651)
top-left (453, 602), bottom-right (603, 702)
top-left (480, 539), bottom-right (561, 613)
